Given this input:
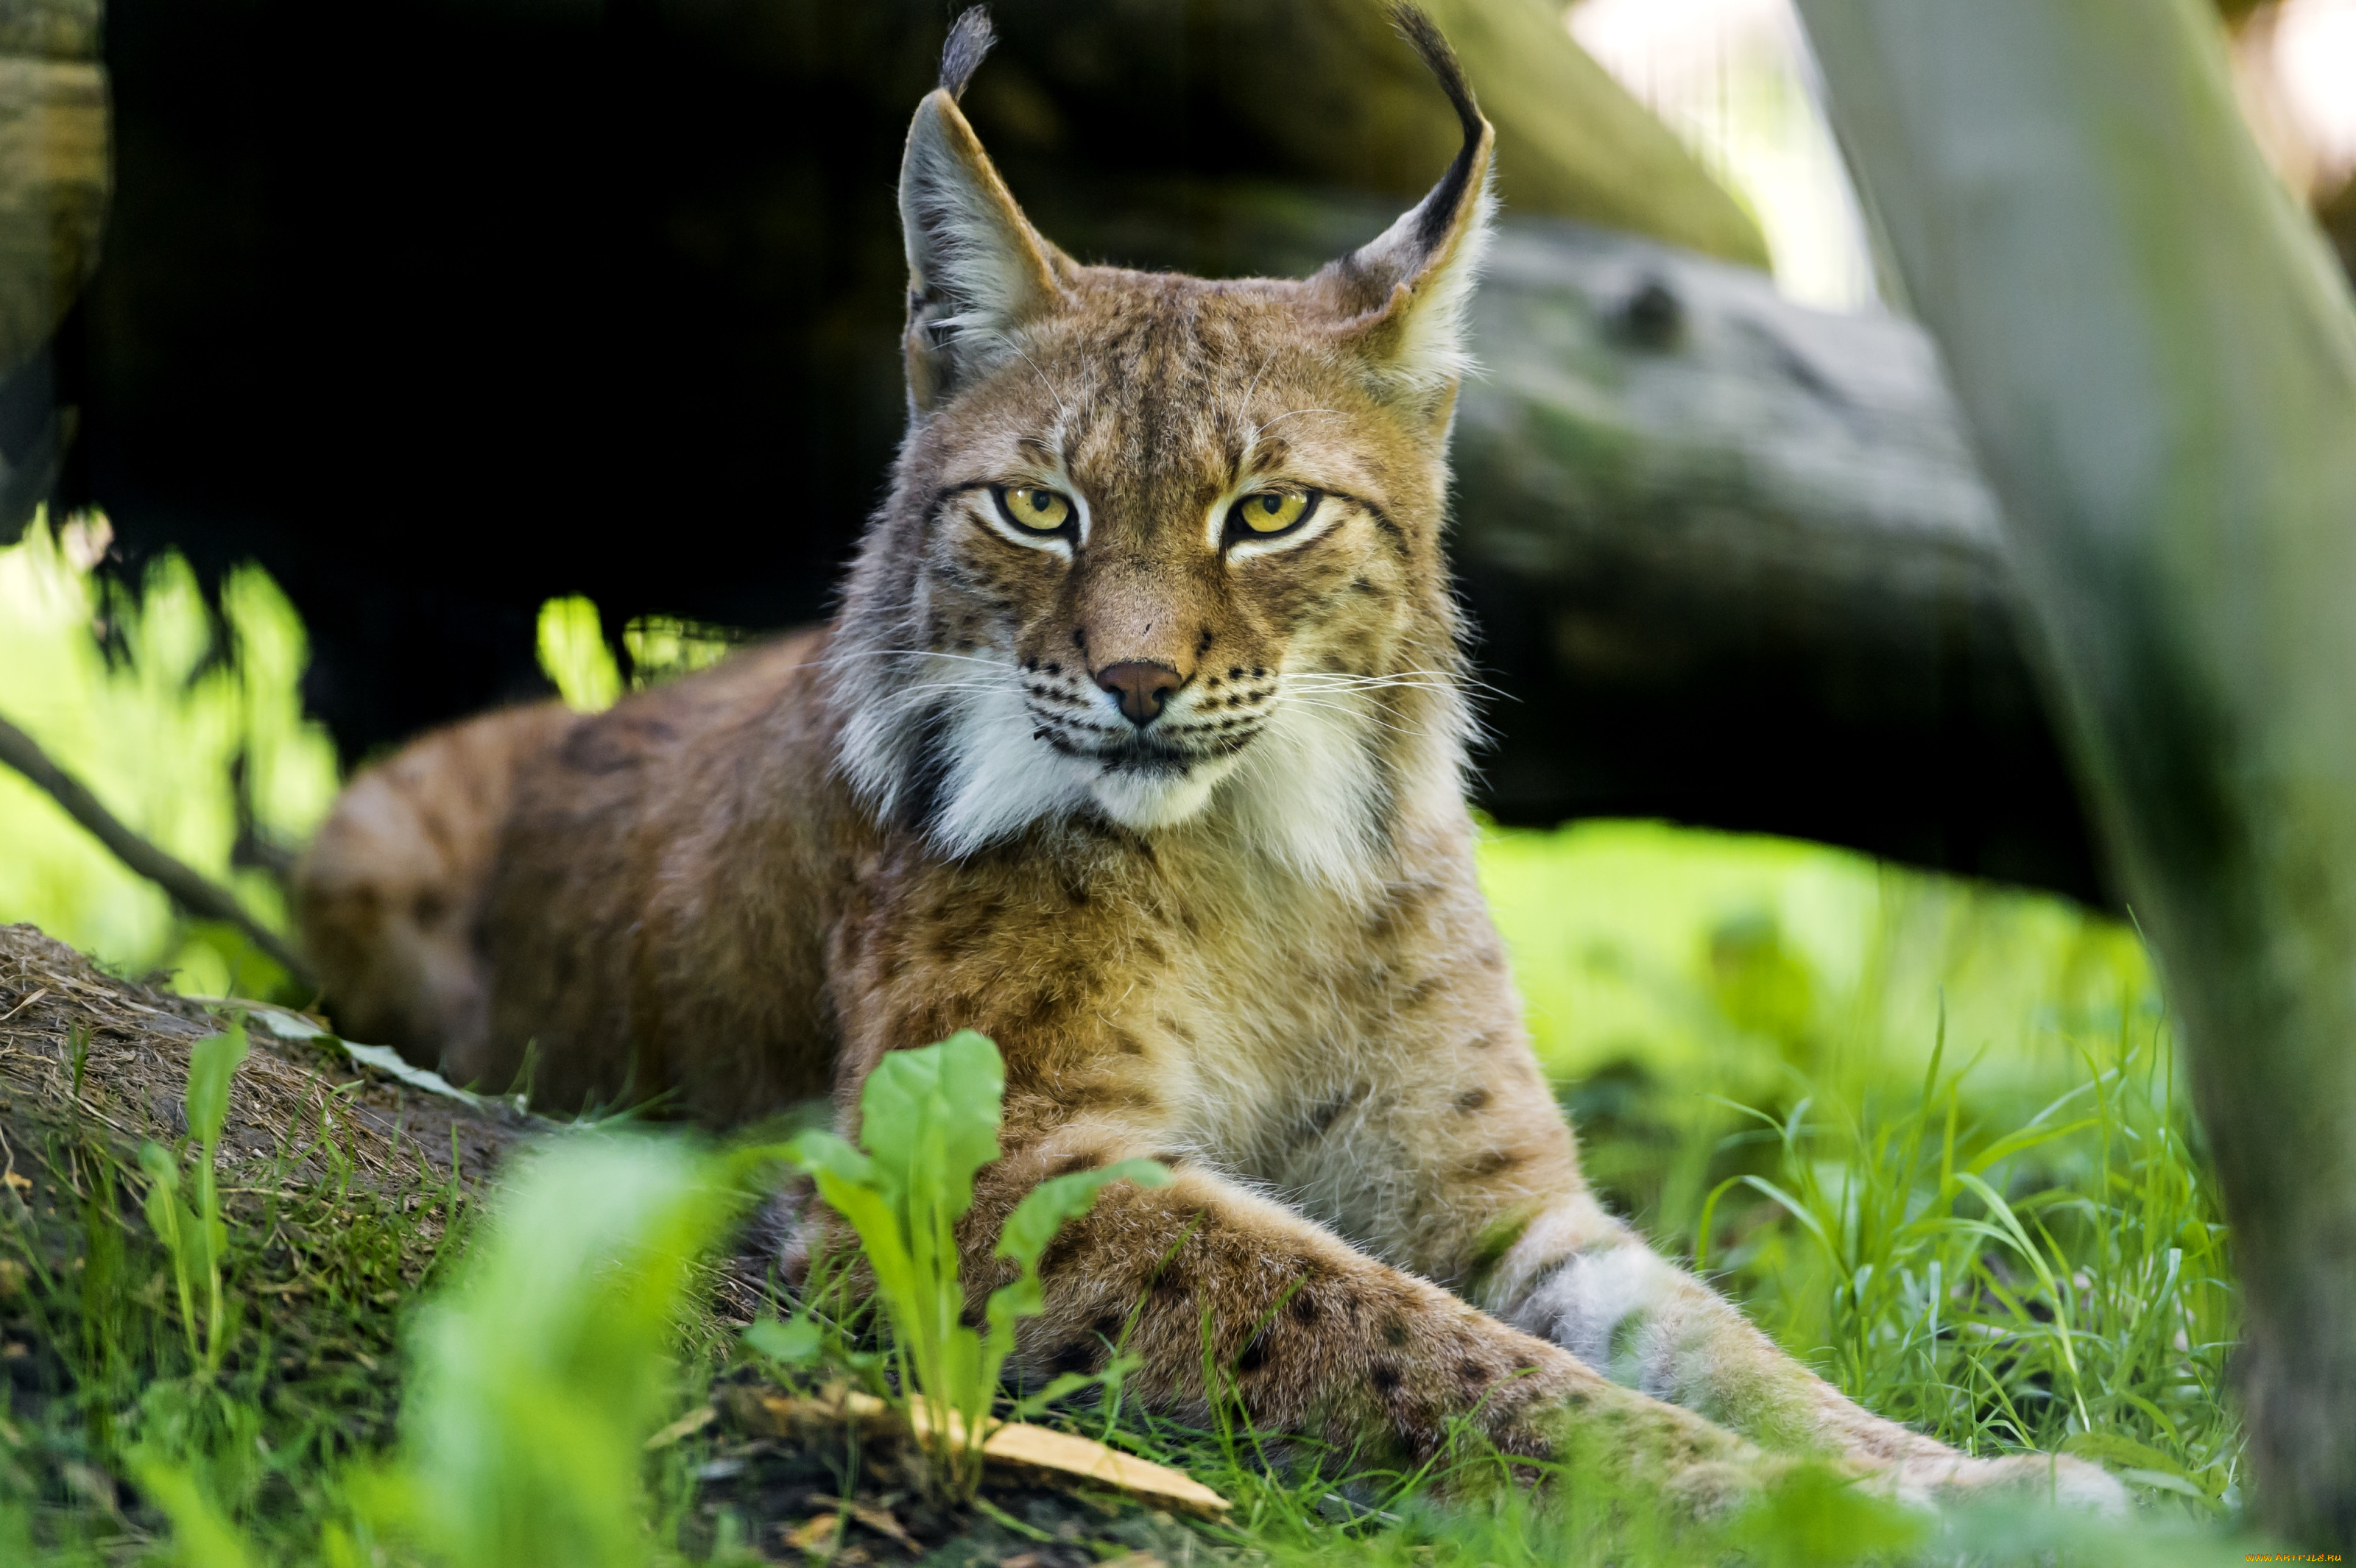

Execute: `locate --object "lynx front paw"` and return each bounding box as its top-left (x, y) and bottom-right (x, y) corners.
top-left (1887, 1450), bottom-right (2131, 1515)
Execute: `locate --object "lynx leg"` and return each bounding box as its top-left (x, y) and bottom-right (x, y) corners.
top-left (1264, 1016), bottom-right (2125, 1511)
top-left (956, 1102), bottom-right (1778, 1512)
top-left (1481, 1193), bottom-right (2130, 1508)
top-left (1375, 1068), bottom-right (2124, 1508)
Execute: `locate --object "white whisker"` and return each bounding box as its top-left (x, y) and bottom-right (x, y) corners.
top-left (1246, 406), bottom-right (1347, 444)
top-left (984, 328), bottom-right (1075, 431)
top-left (821, 647), bottom-right (1014, 668)
top-left (1232, 347), bottom-right (1279, 452)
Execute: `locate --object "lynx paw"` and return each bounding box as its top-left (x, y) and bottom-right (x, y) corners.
top-left (1888, 1451), bottom-right (2130, 1515)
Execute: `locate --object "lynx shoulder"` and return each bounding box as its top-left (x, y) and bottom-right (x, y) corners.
top-left (297, 5), bottom-right (2123, 1516)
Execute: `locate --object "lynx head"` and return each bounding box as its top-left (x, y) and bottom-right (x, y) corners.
top-left (831, 5), bottom-right (1492, 887)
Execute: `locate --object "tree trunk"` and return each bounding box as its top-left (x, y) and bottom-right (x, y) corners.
top-left (0, 0), bottom-right (102, 542)
top-left (1799, 0), bottom-right (2356, 1544)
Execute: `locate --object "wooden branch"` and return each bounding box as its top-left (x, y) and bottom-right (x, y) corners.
top-left (1802, 0), bottom-right (2356, 1544)
top-left (0, 711), bottom-right (318, 991)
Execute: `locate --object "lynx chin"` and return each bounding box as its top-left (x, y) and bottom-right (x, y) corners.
top-left (297, 4), bottom-right (2126, 1517)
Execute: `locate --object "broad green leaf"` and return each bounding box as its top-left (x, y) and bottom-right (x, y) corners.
top-left (137, 1141), bottom-right (207, 1276)
top-left (983, 1159), bottom-right (1169, 1395)
top-left (185, 1021), bottom-right (250, 1151)
top-left (785, 1128), bottom-right (877, 1192)
top-left (743, 1317), bottom-right (823, 1366)
top-left (138, 1142), bottom-right (202, 1355)
top-left (133, 1458), bottom-right (259, 1568)
top-left (777, 1034), bottom-right (1154, 1499)
top-left (138, 1139), bottom-right (180, 1199)
top-left (996, 1159), bottom-right (1171, 1271)
top-left (858, 1031), bottom-right (1004, 1214)
top-left (390, 1132), bottom-right (757, 1568)
top-left (807, 1166), bottom-right (917, 1312)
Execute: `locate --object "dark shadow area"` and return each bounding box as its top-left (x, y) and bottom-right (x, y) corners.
top-left (47, 0), bottom-right (2111, 903)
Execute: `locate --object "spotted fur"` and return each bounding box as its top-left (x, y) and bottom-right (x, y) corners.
top-left (296, 6), bottom-right (2123, 1518)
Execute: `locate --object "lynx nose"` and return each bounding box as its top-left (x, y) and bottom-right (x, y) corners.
top-left (1096, 661), bottom-right (1182, 727)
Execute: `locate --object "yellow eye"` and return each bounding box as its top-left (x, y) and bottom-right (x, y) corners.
top-left (995, 485), bottom-right (1073, 532)
top-left (1232, 489), bottom-right (1314, 535)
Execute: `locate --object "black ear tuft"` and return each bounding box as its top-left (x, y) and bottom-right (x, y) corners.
top-left (1387, 4), bottom-right (1483, 250)
top-left (1389, 5), bottom-right (1479, 145)
top-left (1311, 6), bottom-right (1493, 411)
top-left (939, 8), bottom-right (996, 102)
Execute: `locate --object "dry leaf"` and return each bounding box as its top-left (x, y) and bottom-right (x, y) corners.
top-left (783, 1512), bottom-right (842, 1553)
top-left (643, 1402), bottom-right (717, 1451)
top-left (727, 1385), bottom-right (1228, 1517)
top-left (844, 1501), bottom-right (918, 1550)
top-left (961, 1417), bottom-right (1227, 1518)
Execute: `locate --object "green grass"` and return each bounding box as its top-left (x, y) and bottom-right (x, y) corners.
top-left (1, 1042), bottom-right (2249, 1565)
top-left (0, 526), bottom-right (2257, 1562)
top-left (0, 1042), bottom-right (472, 1561)
top-left (1478, 822), bottom-right (2237, 1508)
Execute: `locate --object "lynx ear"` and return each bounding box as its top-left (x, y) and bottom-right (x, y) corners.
top-left (899, 8), bottom-right (1062, 412)
top-left (1316, 6), bottom-right (1495, 422)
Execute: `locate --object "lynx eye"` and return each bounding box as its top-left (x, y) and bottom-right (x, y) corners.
top-left (1230, 489), bottom-right (1317, 537)
top-left (993, 484), bottom-right (1073, 533)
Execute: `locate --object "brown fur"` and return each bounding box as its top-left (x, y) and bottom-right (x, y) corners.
top-left (297, 7), bottom-right (2120, 1515)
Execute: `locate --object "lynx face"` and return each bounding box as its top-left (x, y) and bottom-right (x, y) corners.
top-left (832, 11), bottom-right (1493, 886)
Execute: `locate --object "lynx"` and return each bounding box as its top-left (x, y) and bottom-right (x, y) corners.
top-left (297, 7), bottom-right (2121, 1514)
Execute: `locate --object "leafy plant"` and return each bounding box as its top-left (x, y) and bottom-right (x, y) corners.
top-left (138, 1020), bottom-right (250, 1371)
top-left (359, 1133), bottom-right (767, 1568)
top-left (535, 595), bottom-right (623, 713)
top-left (783, 1030), bottom-right (1168, 1499)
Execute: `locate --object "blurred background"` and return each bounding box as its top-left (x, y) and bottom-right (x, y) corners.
top-left (0, 0), bottom-right (2350, 1263)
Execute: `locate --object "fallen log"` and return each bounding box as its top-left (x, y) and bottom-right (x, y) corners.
top-left (1456, 219), bottom-right (2103, 902)
top-left (13, 0), bottom-right (2106, 899)
top-left (0, 0), bottom-right (103, 378)
top-left (0, 0), bottom-right (103, 542)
